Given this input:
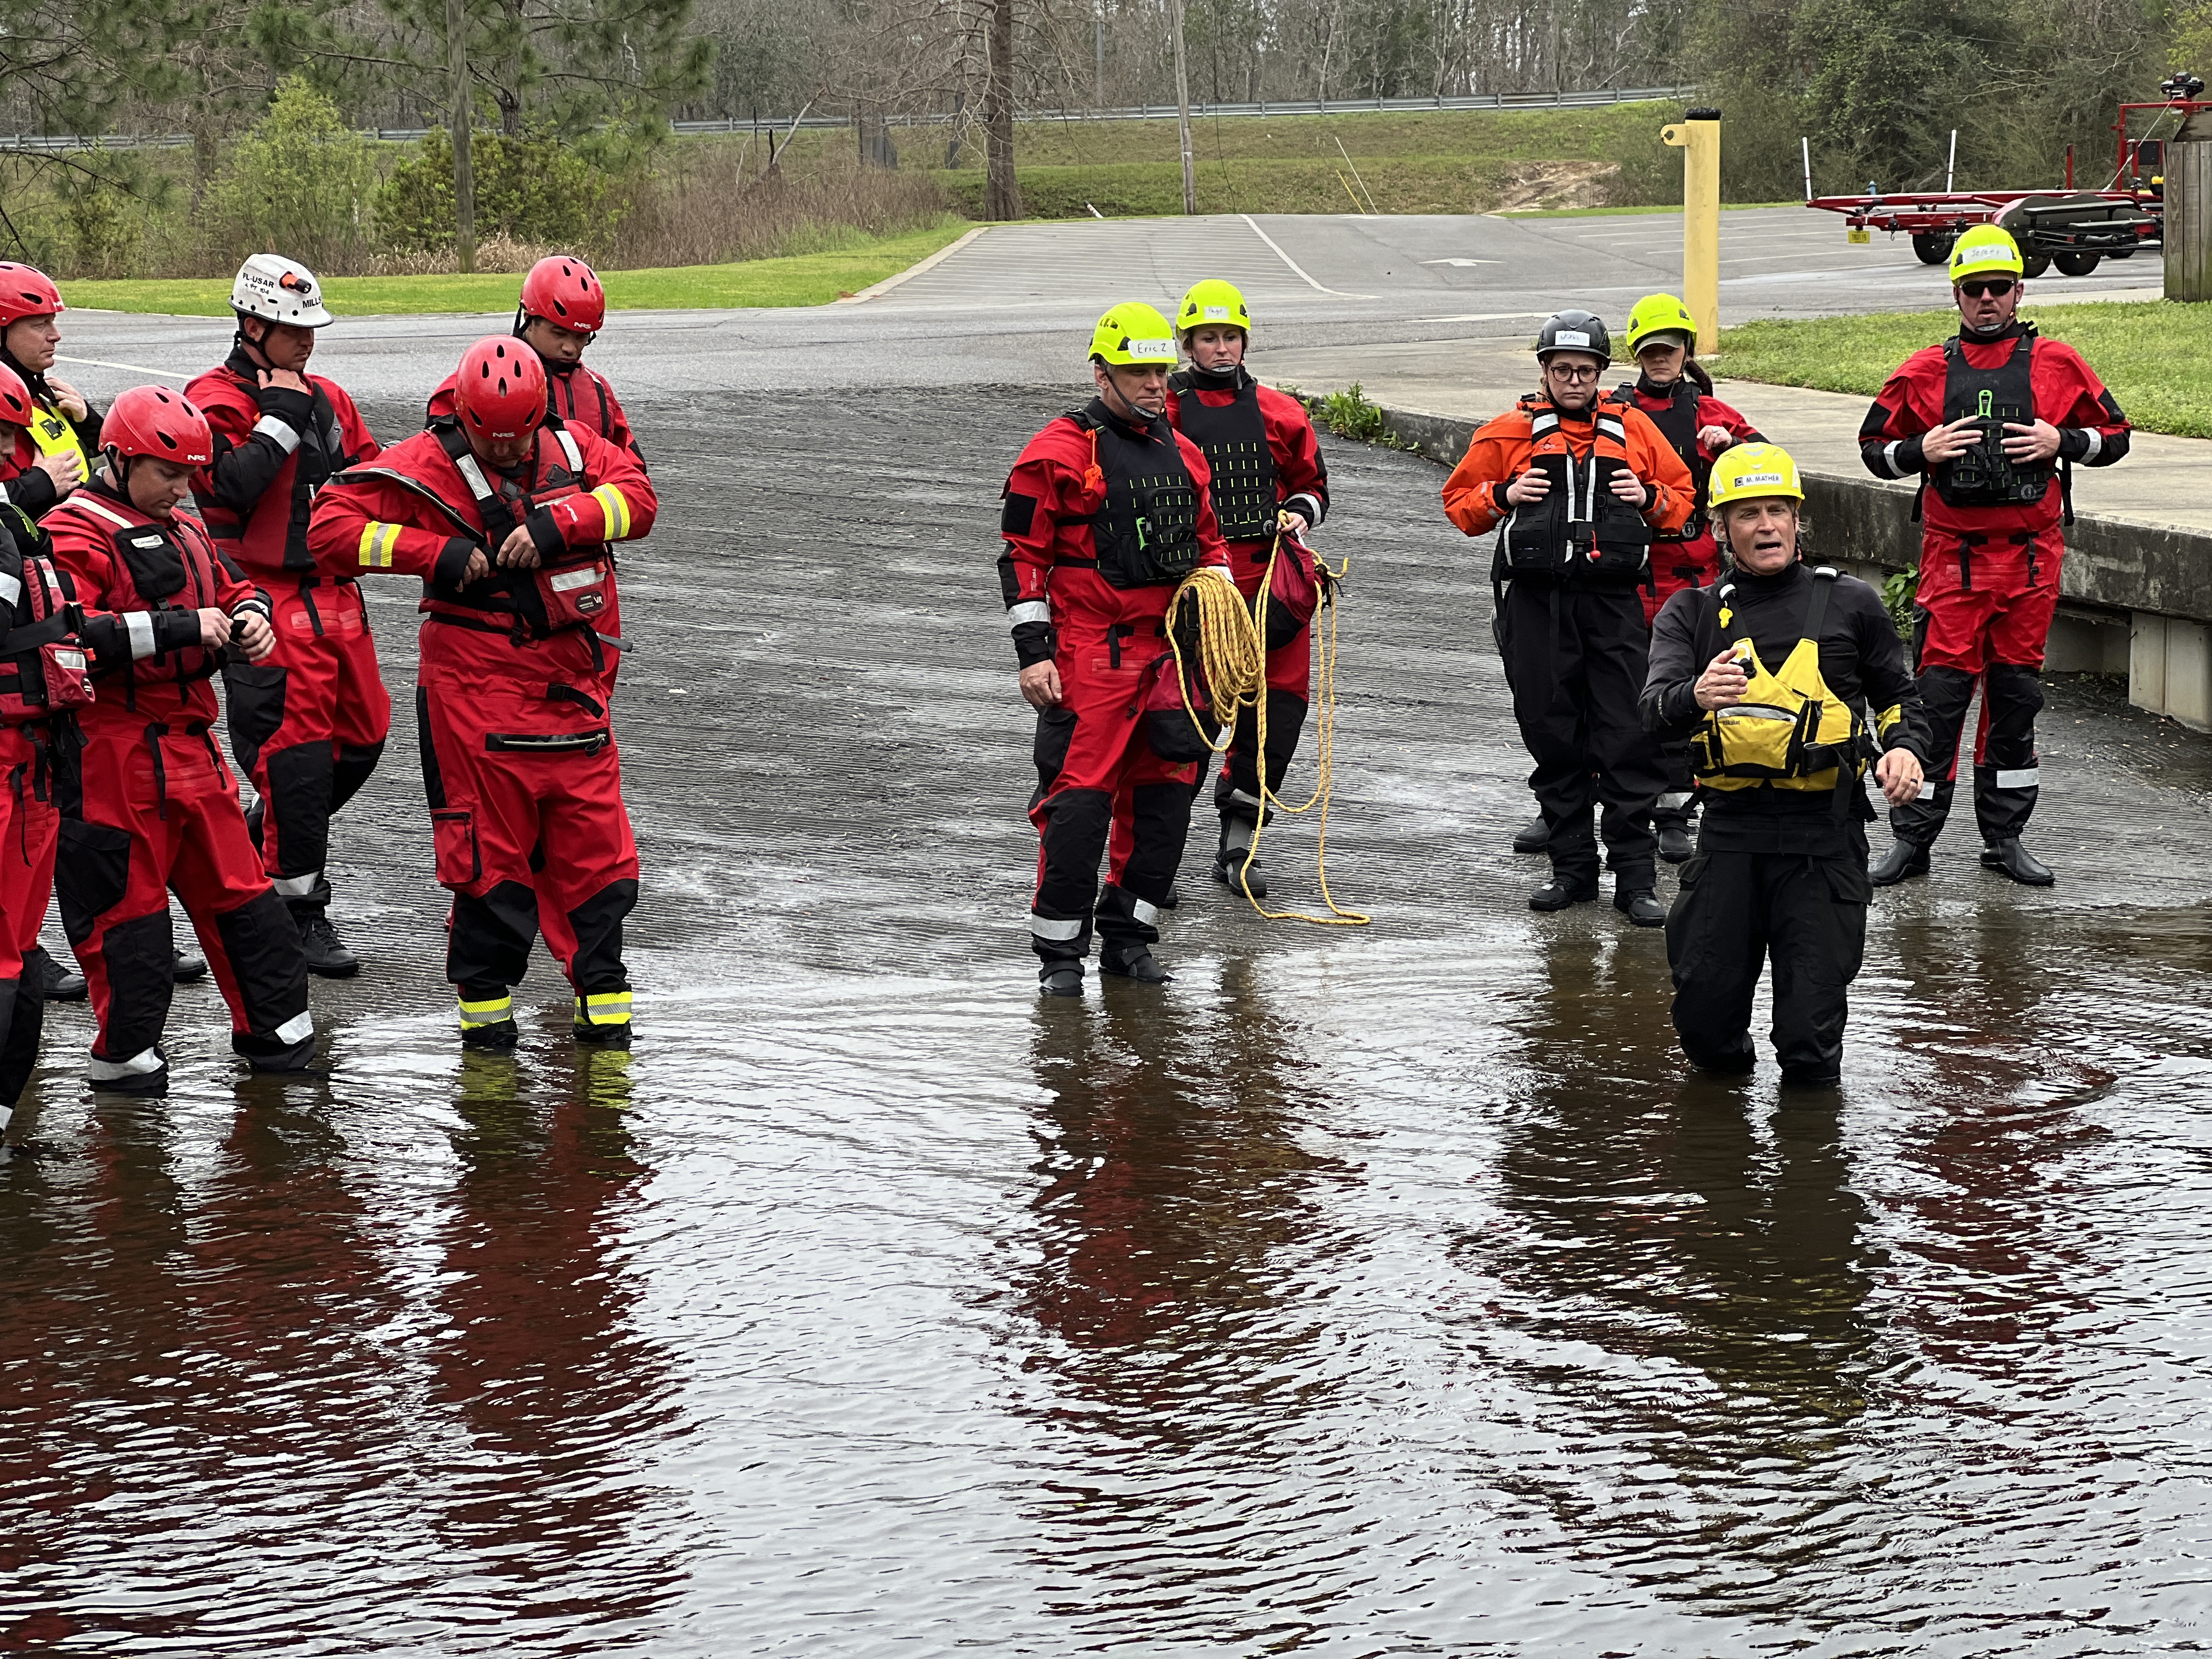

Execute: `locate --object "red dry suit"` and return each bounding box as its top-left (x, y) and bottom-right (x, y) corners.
top-left (307, 416), bottom-right (656, 1037)
top-left (1164, 365), bottom-right (1329, 851)
top-left (998, 398), bottom-right (1232, 964)
top-left (1858, 323), bottom-right (2130, 845)
top-left (43, 482), bottom-right (313, 1088)
top-left (188, 347), bottom-right (389, 917)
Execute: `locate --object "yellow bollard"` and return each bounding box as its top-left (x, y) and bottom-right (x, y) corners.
top-left (1661, 108), bottom-right (1722, 355)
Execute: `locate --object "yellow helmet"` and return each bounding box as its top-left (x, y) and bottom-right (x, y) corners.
top-left (1088, 303), bottom-right (1180, 367)
top-left (1176, 279), bottom-right (1251, 338)
top-left (1624, 292), bottom-right (1697, 358)
top-left (1948, 225), bottom-right (2024, 281)
top-left (1706, 443), bottom-right (1805, 511)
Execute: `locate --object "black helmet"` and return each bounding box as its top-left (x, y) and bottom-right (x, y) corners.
top-left (1534, 309), bottom-right (1612, 367)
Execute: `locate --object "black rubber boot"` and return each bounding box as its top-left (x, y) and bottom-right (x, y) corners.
top-left (24, 944), bottom-right (85, 1002)
top-left (1099, 944), bottom-right (1172, 984)
top-left (461, 1019), bottom-right (519, 1051)
top-left (172, 946), bottom-right (208, 984)
top-left (1530, 875), bottom-right (1600, 912)
top-left (1655, 822), bottom-right (1696, 865)
top-left (575, 1016), bottom-right (634, 1049)
top-left (1615, 888), bottom-right (1667, 928)
top-left (1039, 961), bottom-right (1084, 998)
top-left (1981, 838), bottom-right (2055, 887)
top-left (1160, 883), bottom-right (1182, 911)
top-left (1513, 814), bottom-right (1551, 855)
top-left (1870, 839), bottom-right (1931, 887)
top-left (1211, 847), bottom-right (1266, 898)
top-left (291, 906), bottom-right (361, 980)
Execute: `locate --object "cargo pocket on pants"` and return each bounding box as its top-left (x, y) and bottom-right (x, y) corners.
top-left (223, 661), bottom-right (288, 772)
top-left (1821, 856), bottom-right (1872, 985)
top-left (55, 819), bottom-right (133, 947)
top-left (431, 809), bottom-right (481, 888)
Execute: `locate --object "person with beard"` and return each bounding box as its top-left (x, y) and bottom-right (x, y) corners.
top-left (1857, 226), bottom-right (2129, 888)
top-left (1443, 309), bottom-right (1693, 924)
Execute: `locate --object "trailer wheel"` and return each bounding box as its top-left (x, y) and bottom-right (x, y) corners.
top-left (2106, 244), bottom-right (2136, 259)
top-left (2021, 250), bottom-right (2053, 278)
top-left (2053, 251), bottom-right (2101, 276)
top-left (1911, 232), bottom-right (1956, 264)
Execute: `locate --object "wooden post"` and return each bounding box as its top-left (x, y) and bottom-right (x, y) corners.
top-left (1169, 0), bottom-right (1196, 215)
top-left (446, 0), bottom-right (475, 275)
top-left (2168, 139), bottom-right (2212, 302)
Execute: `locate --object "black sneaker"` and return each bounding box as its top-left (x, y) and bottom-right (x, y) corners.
top-left (1615, 889), bottom-right (1667, 928)
top-left (1530, 876), bottom-right (1600, 912)
top-left (24, 944), bottom-right (85, 1002)
top-left (293, 911), bottom-right (361, 979)
top-left (173, 945), bottom-right (208, 983)
top-left (1513, 814), bottom-right (1551, 855)
top-left (1656, 823), bottom-right (1696, 865)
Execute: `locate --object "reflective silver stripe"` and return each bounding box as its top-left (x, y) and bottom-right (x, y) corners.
top-left (70, 496), bottom-right (132, 529)
top-left (1596, 414), bottom-right (1627, 444)
top-left (0, 1103), bottom-right (9, 1137)
top-left (1008, 600), bottom-right (1050, 627)
top-left (1029, 914), bottom-right (1083, 941)
top-left (1657, 791), bottom-right (1694, 809)
top-left (1882, 439), bottom-right (1908, 477)
top-left (1223, 820), bottom-right (1256, 854)
top-left (1130, 899), bottom-right (1160, 926)
top-left (87, 1045), bottom-right (163, 1080)
top-left (1915, 780), bottom-right (1936, 800)
top-left (1718, 705), bottom-right (1796, 723)
top-left (1228, 788), bottom-right (1263, 810)
top-left (125, 612), bottom-right (156, 659)
top-left (1994, 767), bottom-right (2040, 790)
top-left (273, 1010), bottom-right (314, 1044)
top-left (1530, 412), bottom-right (1560, 437)
top-left (252, 414), bottom-right (302, 453)
top-left (1813, 565), bottom-right (1838, 578)
top-left (2079, 428), bottom-right (2101, 463)
top-left (553, 428), bottom-right (584, 472)
top-left (271, 872), bottom-right (320, 897)
top-left (0, 571), bottom-right (21, 607)
top-left (451, 449), bottom-right (496, 505)
top-left (548, 565), bottom-right (602, 592)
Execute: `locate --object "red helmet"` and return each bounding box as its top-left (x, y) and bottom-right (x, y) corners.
top-left (518, 255), bottom-right (606, 336)
top-left (104, 385), bottom-right (214, 468)
top-left (455, 336), bottom-right (547, 442)
top-left (0, 361), bottom-right (33, 427)
top-left (0, 263), bottom-right (63, 330)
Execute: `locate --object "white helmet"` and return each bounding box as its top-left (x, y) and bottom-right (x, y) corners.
top-left (230, 253), bottom-right (333, 328)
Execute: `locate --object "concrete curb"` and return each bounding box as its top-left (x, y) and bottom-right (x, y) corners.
top-left (1316, 393), bottom-right (2212, 732)
top-left (836, 225), bottom-right (990, 304)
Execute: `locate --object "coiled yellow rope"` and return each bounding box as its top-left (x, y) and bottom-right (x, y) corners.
top-left (1166, 567), bottom-right (1264, 754)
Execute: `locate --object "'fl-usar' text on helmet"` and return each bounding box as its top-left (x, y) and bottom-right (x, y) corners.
top-left (0, 263), bottom-right (64, 330)
top-left (1176, 279), bottom-right (1252, 340)
top-left (104, 386), bottom-right (215, 468)
top-left (1088, 303), bottom-right (1180, 367)
top-left (232, 253), bottom-right (334, 328)
top-left (518, 256), bottom-right (607, 336)
top-left (1706, 442), bottom-right (1805, 511)
top-left (1949, 225), bottom-right (2024, 283)
top-left (1534, 309), bottom-right (1612, 366)
top-left (1623, 293), bottom-right (1697, 358)
top-left (455, 337), bottom-right (548, 442)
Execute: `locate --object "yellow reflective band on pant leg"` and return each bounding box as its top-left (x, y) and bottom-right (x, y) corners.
top-left (577, 990), bottom-right (634, 1026)
top-left (358, 522), bottom-right (399, 568)
top-left (458, 993), bottom-right (512, 1028)
top-left (588, 485), bottom-right (630, 539)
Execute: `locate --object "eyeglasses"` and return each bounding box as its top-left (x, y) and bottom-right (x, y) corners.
top-left (1545, 364), bottom-right (1601, 383)
top-left (1959, 278), bottom-right (2018, 299)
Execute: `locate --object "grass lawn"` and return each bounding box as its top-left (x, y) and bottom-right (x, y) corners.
top-left (1713, 300), bottom-right (2212, 439)
top-left (936, 156), bottom-right (1550, 218)
top-left (61, 221), bottom-right (973, 317)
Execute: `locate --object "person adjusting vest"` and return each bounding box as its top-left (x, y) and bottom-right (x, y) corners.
top-left (187, 254), bottom-right (388, 979)
top-left (1641, 444), bottom-right (1930, 1085)
top-left (307, 336), bottom-right (656, 1051)
top-left (41, 386), bottom-right (317, 1094)
top-left (1443, 308), bottom-right (1694, 925)
top-left (1857, 225), bottom-right (2129, 888)
top-left (1000, 302), bottom-right (1237, 995)
top-left (1616, 292), bottom-right (1765, 866)
top-left (1162, 278), bottom-right (1330, 904)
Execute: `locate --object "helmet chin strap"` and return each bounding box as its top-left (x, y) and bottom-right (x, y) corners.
top-left (1098, 372), bottom-right (1155, 425)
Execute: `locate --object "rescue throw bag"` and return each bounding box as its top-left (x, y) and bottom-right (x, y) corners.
top-left (1261, 531), bottom-right (1322, 651)
top-left (0, 546), bottom-right (90, 725)
top-left (1689, 566), bottom-right (1865, 792)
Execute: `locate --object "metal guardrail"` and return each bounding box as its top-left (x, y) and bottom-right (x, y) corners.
top-left (0, 85), bottom-right (1697, 151)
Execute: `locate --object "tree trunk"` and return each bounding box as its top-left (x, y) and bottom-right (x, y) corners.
top-left (1170, 0), bottom-right (1195, 214)
top-left (447, 0), bottom-right (475, 274)
top-left (984, 0), bottom-right (1023, 221)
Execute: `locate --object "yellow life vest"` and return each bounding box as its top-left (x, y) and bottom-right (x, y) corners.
top-left (26, 398), bottom-right (87, 474)
top-left (1690, 566), bottom-right (1864, 793)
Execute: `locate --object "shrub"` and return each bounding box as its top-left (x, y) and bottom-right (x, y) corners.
top-left (376, 128), bottom-right (613, 257)
top-left (204, 77), bottom-right (380, 273)
top-left (1319, 382), bottom-right (1389, 443)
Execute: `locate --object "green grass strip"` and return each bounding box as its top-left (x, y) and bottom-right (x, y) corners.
top-left (1714, 297), bottom-right (2211, 439)
top-left (61, 222), bottom-right (973, 318)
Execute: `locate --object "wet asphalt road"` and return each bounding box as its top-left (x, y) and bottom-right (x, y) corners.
top-left (8, 278), bottom-right (2212, 1645)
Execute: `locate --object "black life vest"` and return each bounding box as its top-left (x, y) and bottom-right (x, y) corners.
top-left (1931, 329), bottom-right (2053, 509)
top-left (1167, 370), bottom-right (1279, 544)
top-left (60, 491), bottom-right (229, 705)
top-left (1622, 380), bottom-right (1709, 541)
top-left (1064, 401), bottom-right (1203, 589)
top-left (0, 516), bottom-right (88, 727)
top-left (1497, 397), bottom-right (1652, 585)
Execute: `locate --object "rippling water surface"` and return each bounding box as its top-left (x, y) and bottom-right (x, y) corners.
top-left (7, 399), bottom-right (2212, 1655)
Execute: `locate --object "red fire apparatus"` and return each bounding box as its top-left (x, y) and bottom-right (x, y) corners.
top-left (1802, 75), bottom-right (2204, 276)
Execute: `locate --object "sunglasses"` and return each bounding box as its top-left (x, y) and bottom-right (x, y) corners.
top-left (1959, 278), bottom-right (2018, 298)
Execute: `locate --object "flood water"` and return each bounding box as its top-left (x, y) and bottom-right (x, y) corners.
top-left (7, 393), bottom-right (2212, 1655)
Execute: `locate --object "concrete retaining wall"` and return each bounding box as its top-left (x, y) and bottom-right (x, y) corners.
top-left (1363, 402), bottom-right (2212, 732)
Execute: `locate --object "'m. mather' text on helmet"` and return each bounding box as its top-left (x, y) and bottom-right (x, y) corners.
top-left (455, 337), bottom-right (548, 441)
top-left (519, 256), bottom-right (607, 336)
top-left (1706, 442), bottom-right (1805, 510)
top-left (104, 386), bottom-right (215, 467)
top-left (1534, 309), bottom-right (1612, 366)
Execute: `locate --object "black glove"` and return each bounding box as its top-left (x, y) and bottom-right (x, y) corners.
top-left (255, 382), bottom-right (314, 430)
